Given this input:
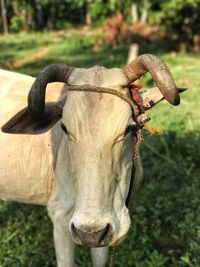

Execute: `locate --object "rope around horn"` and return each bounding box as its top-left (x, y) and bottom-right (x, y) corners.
top-left (65, 83), bottom-right (147, 267)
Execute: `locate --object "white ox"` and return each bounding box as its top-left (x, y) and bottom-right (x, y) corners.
top-left (0, 54), bottom-right (180, 267)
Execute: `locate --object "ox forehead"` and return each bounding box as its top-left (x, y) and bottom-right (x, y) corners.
top-left (62, 89), bottom-right (132, 143)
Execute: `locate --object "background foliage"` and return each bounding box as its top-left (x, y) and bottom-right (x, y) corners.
top-left (0, 0), bottom-right (200, 35)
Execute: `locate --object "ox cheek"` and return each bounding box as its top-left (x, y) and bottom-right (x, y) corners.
top-left (109, 205), bottom-right (131, 246)
top-left (109, 136), bottom-right (134, 245)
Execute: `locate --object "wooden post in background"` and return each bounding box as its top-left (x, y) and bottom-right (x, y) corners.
top-left (127, 43), bottom-right (139, 64)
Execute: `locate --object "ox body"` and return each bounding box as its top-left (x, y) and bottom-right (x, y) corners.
top-left (0, 54), bottom-right (180, 267)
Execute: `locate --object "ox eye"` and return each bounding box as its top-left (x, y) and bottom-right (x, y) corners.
top-left (125, 125), bottom-right (137, 137)
top-left (114, 125), bottom-right (137, 144)
top-left (61, 122), bottom-right (68, 135)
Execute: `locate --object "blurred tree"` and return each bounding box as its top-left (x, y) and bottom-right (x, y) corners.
top-left (0, 0), bottom-right (8, 34)
top-left (161, 0), bottom-right (200, 51)
top-left (131, 0), bottom-right (151, 23)
top-left (34, 0), bottom-right (44, 30)
top-left (49, 0), bottom-right (57, 29)
top-left (10, 0), bottom-right (33, 32)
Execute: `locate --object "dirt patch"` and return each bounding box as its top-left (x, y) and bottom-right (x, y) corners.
top-left (5, 46), bottom-right (49, 70)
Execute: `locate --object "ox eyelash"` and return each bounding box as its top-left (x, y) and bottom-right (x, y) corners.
top-left (114, 125), bottom-right (137, 144)
top-left (61, 122), bottom-right (68, 135)
top-left (61, 122), bottom-right (77, 142)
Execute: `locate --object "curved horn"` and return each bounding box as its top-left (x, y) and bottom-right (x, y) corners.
top-left (123, 54), bottom-right (180, 106)
top-left (28, 64), bottom-right (73, 121)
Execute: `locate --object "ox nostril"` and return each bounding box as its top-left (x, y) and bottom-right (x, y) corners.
top-left (71, 223), bottom-right (84, 245)
top-left (70, 223), bottom-right (113, 247)
top-left (71, 223), bottom-right (80, 239)
top-left (99, 223), bottom-right (112, 245)
top-left (71, 223), bottom-right (78, 235)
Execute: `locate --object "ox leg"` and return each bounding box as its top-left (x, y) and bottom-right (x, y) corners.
top-left (90, 247), bottom-right (109, 267)
top-left (48, 204), bottom-right (76, 267)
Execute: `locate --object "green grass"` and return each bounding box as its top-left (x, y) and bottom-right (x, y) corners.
top-left (0, 32), bottom-right (200, 267)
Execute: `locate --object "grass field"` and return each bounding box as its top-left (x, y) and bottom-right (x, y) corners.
top-left (0, 32), bottom-right (199, 267)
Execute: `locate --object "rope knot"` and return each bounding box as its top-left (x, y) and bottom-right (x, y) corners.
top-left (128, 83), bottom-right (150, 127)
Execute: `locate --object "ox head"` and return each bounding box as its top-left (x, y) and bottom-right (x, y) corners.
top-left (2, 54), bottom-right (180, 247)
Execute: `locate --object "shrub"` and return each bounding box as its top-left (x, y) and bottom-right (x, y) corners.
top-left (160, 0), bottom-right (200, 51)
top-left (10, 16), bottom-right (25, 33)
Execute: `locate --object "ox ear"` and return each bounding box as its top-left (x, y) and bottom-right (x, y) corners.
top-left (1, 102), bottom-right (63, 134)
top-left (141, 87), bottom-right (186, 110)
